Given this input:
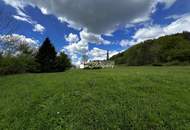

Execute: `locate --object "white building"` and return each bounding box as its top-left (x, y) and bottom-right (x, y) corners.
top-left (83, 60), bottom-right (115, 69)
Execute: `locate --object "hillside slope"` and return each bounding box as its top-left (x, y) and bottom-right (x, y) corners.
top-left (111, 32), bottom-right (190, 66)
top-left (0, 67), bottom-right (190, 129)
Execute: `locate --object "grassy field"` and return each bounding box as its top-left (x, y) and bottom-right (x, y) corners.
top-left (0, 67), bottom-right (190, 130)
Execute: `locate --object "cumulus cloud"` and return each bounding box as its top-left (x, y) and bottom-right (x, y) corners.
top-left (133, 25), bottom-right (164, 42)
top-left (64, 40), bottom-right (88, 55)
top-left (64, 30), bottom-right (111, 55)
top-left (120, 13), bottom-right (190, 48)
top-left (89, 48), bottom-right (107, 61)
top-left (65, 33), bottom-right (79, 43)
top-left (80, 30), bottom-right (111, 45)
top-left (134, 13), bottom-right (190, 42)
top-left (33, 24), bottom-right (45, 33)
top-left (89, 48), bottom-right (120, 61)
top-left (2, 0), bottom-right (177, 34)
top-left (120, 40), bottom-right (137, 48)
top-left (63, 40), bottom-right (88, 66)
top-left (63, 29), bottom-right (112, 65)
top-left (40, 7), bottom-right (48, 15)
top-left (66, 47), bottom-right (120, 66)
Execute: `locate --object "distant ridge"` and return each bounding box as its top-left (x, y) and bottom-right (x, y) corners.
top-left (111, 32), bottom-right (190, 66)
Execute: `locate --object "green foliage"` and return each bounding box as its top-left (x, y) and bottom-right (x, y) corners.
top-left (0, 37), bottom-right (71, 75)
top-left (0, 67), bottom-right (190, 129)
top-left (0, 54), bottom-right (39, 75)
top-left (0, 53), bottom-right (2, 66)
top-left (111, 32), bottom-right (190, 66)
top-left (55, 52), bottom-right (71, 72)
top-left (35, 38), bottom-right (57, 72)
top-left (0, 39), bottom-right (69, 75)
top-left (0, 57), bottom-right (27, 75)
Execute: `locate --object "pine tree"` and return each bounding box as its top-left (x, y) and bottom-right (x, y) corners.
top-left (36, 38), bottom-right (57, 72)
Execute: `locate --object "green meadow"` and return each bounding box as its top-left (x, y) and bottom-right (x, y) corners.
top-left (0, 67), bottom-right (190, 130)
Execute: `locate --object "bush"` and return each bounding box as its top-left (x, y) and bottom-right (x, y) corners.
top-left (0, 55), bottom-right (39, 75)
top-left (0, 57), bottom-right (26, 75)
top-left (0, 66), bottom-right (23, 75)
top-left (152, 63), bottom-right (163, 66)
top-left (164, 60), bottom-right (190, 66)
top-left (55, 52), bottom-right (71, 72)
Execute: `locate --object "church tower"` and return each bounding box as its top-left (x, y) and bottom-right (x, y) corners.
top-left (107, 50), bottom-right (109, 61)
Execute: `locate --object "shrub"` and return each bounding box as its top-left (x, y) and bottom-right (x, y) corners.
top-left (152, 63), bottom-right (163, 66)
top-left (0, 57), bottom-right (26, 75)
top-left (0, 55), bottom-right (39, 75)
top-left (55, 52), bottom-right (71, 72)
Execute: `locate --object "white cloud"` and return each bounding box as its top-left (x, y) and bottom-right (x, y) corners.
top-left (165, 14), bottom-right (184, 20)
top-left (13, 15), bottom-right (32, 24)
top-left (64, 30), bottom-right (111, 55)
top-left (58, 17), bottom-right (82, 30)
top-left (40, 7), bottom-right (48, 15)
top-left (33, 24), bottom-right (45, 33)
top-left (120, 40), bottom-right (137, 47)
top-left (157, 0), bottom-right (177, 8)
top-left (62, 39), bottom-right (88, 66)
top-left (80, 30), bottom-right (111, 45)
top-left (2, 0), bottom-right (177, 34)
top-left (131, 15), bottom-right (151, 24)
top-left (13, 15), bottom-right (45, 34)
top-left (63, 30), bottom-right (112, 65)
top-left (64, 40), bottom-right (88, 55)
top-left (121, 13), bottom-right (190, 48)
top-left (89, 48), bottom-right (107, 61)
top-left (65, 46), bottom-right (120, 65)
top-left (165, 14), bottom-right (190, 34)
top-left (2, 0), bottom-right (45, 34)
top-left (133, 25), bottom-right (164, 43)
top-left (65, 33), bottom-right (79, 43)
top-left (89, 48), bottom-right (120, 61)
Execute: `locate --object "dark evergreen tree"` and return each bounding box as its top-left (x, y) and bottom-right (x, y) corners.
top-left (36, 38), bottom-right (57, 72)
top-left (0, 53), bottom-right (2, 66)
top-left (55, 52), bottom-right (71, 72)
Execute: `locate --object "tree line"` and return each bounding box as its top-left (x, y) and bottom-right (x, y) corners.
top-left (111, 32), bottom-right (190, 66)
top-left (0, 38), bottom-right (72, 75)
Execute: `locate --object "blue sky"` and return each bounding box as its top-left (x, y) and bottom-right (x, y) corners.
top-left (0, 0), bottom-right (190, 65)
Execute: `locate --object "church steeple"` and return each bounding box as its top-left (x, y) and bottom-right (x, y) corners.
top-left (107, 50), bottom-right (109, 61)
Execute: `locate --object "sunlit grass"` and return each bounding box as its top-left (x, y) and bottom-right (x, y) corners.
top-left (0, 67), bottom-right (190, 129)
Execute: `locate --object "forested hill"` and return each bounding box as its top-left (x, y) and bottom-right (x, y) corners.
top-left (111, 32), bottom-right (190, 66)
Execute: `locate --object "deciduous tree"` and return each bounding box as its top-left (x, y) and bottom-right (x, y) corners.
top-left (55, 52), bottom-right (71, 72)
